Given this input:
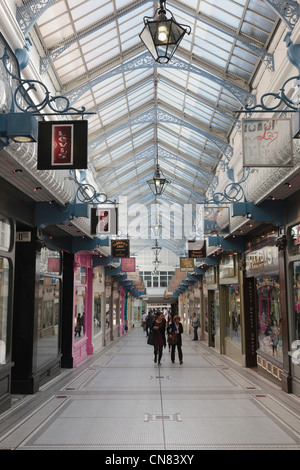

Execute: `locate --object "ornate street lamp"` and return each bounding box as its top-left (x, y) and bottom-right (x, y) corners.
top-left (147, 161), bottom-right (170, 196)
top-left (152, 239), bottom-right (162, 257)
top-left (139, 0), bottom-right (191, 64)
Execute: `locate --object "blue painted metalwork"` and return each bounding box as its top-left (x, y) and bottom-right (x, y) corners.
top-left (35, 201), bottom-right (89, 227)
top-left (63, 52), bottom-right (255, 110)
top-left (195, 258), bottom-right (219, 266)
top-left (208, 235), bottom-right (244, 252)
top-left (89, 106), bottom-right (232, 161)
top-left (0, 48), bottom-right (93, 116)
top-left (68, 171), bottom-right (117, 205)
top-left (237, 34), bottom-right (300, 114)
top-left (264, 0), bottom-right (300, 30)
top-left (72, 236), bottom-right (109, 253)
top-left (93, 256), bottom-right (119, 267)
top-left (231, 200), bottom-right (284, 226)
top-left (205, 167), bottom-right (250, 204)
top-left (16, 0), bottom-right (57, 37)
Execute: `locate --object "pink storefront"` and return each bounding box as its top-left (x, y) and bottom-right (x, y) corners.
top-left (73, 253), bottom-right (94, 365)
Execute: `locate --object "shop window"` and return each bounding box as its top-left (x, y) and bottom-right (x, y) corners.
top-left (225, 284), bottom-right (241, 345)
top-left (256, 276), bottom-right (282, 361)
top-left (75, 286), bottom-right (86, 340)
top-left (215, 290), bottom-right (220, 338)
top-left (0, 258), bottom-right (9, 364)
top-left (93, 293), bottom-right (102, 336)
top-left (292, 261), bottom-right (300, 343)
top-left (0, 216), bottom-right (11, 252)
top-left (36, 248), bottom-right (61, 369)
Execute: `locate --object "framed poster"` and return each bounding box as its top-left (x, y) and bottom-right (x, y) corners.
top-left (204, 207), bottom-right (230, 235)
top-left (37, 120), bottom-right (88, 170)
top-left (242, 118), bottom-right (293, 167)
top-left (121, 258), bottom-right (136, 272)
top-left (188, 240), bottom-right (206, 258)
top-left (91, 207), bottom-right (118, 236)
top-left (180, 257), bottom-right (194, 272)
top-left (111, 239), bottom-right (130, 258)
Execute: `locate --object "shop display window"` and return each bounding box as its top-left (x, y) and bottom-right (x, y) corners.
top-left (226, 284), bottom-right (241, 345)
top-left (215, 290), bottom-right (220, 338)
top-left (0, 258), bottom-right (9, 365)
top-left (74, 285), bottom-right (86, 341)
top-left (36, 248), bottom-right (61, 369)
top-left (93, 293), bottom-right (102, 336)
top-left (292, 261), bottom-right (300, 343)
top-left (256, 276), bottom-right (282, 361)
top-left (0, 216), bottom-right (11, 252)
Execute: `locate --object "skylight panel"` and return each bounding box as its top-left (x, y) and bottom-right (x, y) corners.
top-left (72, 3), bottom-right (114, 29)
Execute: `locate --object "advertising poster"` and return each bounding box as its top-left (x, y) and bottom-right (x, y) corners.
top-left (242, 118), bottom-right (293, 167)
top-left (37, 120), bottom-right (88, 169)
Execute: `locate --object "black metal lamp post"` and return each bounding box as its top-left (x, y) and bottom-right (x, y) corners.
top-left (139, 0), bottom-right (191, 64)
top-left (147, 161), bottom-right (170, 196)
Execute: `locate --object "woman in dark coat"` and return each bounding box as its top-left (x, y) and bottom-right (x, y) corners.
top-left (170, 315), bottom-right (183, 364)
top-left (151, 311), bottom-right (166, 365)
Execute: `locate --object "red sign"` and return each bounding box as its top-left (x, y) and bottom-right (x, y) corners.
top-left (52, 124), bottom-right (73, 165)
top-left (121, 258), bottom-right (136, 272)
top-left (37, 120), bottom-right (88, 170)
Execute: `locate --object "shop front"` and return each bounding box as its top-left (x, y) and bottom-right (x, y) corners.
top-left (205, 266), bottom-right (218, 348)
top-left (0, 213), bottom-right (14, 413)
top-left (73, 253), bottom-right (93, 366)
top-left (244, 230), bottom-right (290, 390)
top-left (285, 190), bottom-right (300, 396)
top-left (219, 254), bottom-right (243, 363)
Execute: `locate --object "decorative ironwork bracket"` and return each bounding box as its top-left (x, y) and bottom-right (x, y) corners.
top-left (205, 167), bottom-right (250, 204)
top-left (234, 33), bottom-right (300, 114)
top-left (0, 48), bottom-right (94, 116)
top-left (69, 171), bottom-right (117, 205)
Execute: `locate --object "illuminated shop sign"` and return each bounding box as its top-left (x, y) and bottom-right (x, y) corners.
top-left (245, 246), bottom-right (278, 274)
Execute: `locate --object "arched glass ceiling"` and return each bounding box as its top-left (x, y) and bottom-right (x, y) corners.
top-left (18, 0), bottom-right (281, 254)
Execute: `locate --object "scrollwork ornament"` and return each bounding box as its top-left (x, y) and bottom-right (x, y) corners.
top-left (1, 48), bottom-right (93, 116)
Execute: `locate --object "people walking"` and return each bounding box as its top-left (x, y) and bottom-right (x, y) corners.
top-left (151, 311), bottom-right (166, 365)
top-left (141, 311), bottom-right (147, 334)
top-left (145, 311), bottom-right (153, 337)
top-left (192, 312), bottom-right (200, 340)
top-left (166, 311), bottom-right (173, 352)
top-left (170, 315), bottom-right (183, 364)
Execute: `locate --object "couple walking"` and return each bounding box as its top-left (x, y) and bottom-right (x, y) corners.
top-left (148, 311), bottom-right (183, 365)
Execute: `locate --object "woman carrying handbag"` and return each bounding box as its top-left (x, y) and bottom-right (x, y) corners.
top-left (150, 311), bottom-right (166, 365)
top-left (170, 315), bottom-right (183, 364)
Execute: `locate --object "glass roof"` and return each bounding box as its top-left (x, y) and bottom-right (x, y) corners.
top-left (23, 0), bottom-right (280, 254)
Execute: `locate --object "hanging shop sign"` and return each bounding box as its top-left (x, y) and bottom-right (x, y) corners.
top-left (206, 266), bottom-right (216, 285)
top-left (204, 207), bottom-right (230, 235)
top-left (90, 207), bottom-right (118, 236)
top-left (219, 255), bottom-right (235, 279)
top-left (37, 121), bottom-right (88, 170)
top-left (242, 118), bottom-right (293, 167)
top-left (121, 258), bottom-right (136, 272)
top-left (245, 245), bottom-right (279, 276)
top-left (180, 257), bottom-right (194, 272)
top-left (188, 240), bottom-right (206, 258)
top-left (111, 239), bottom-right (130, 258)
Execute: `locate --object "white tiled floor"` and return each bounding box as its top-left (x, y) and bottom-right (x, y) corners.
top-left (0, 326), bottom-right (300, 450)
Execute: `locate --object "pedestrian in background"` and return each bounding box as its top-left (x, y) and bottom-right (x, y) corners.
top-left (192, 312), bottom-right (200, 341)
top-left (151, 311), bottom-right (166, 365)
top-left (170, 315), bottom-right (183, 364)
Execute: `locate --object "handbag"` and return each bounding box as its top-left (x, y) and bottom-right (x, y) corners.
top-left (167, 331), bottom-right (178, 345)
top-left (147, 331), bottom-right (155, 345)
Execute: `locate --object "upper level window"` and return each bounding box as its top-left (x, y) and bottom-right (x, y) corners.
top-left (0, 216), bottom-right (11, 252)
